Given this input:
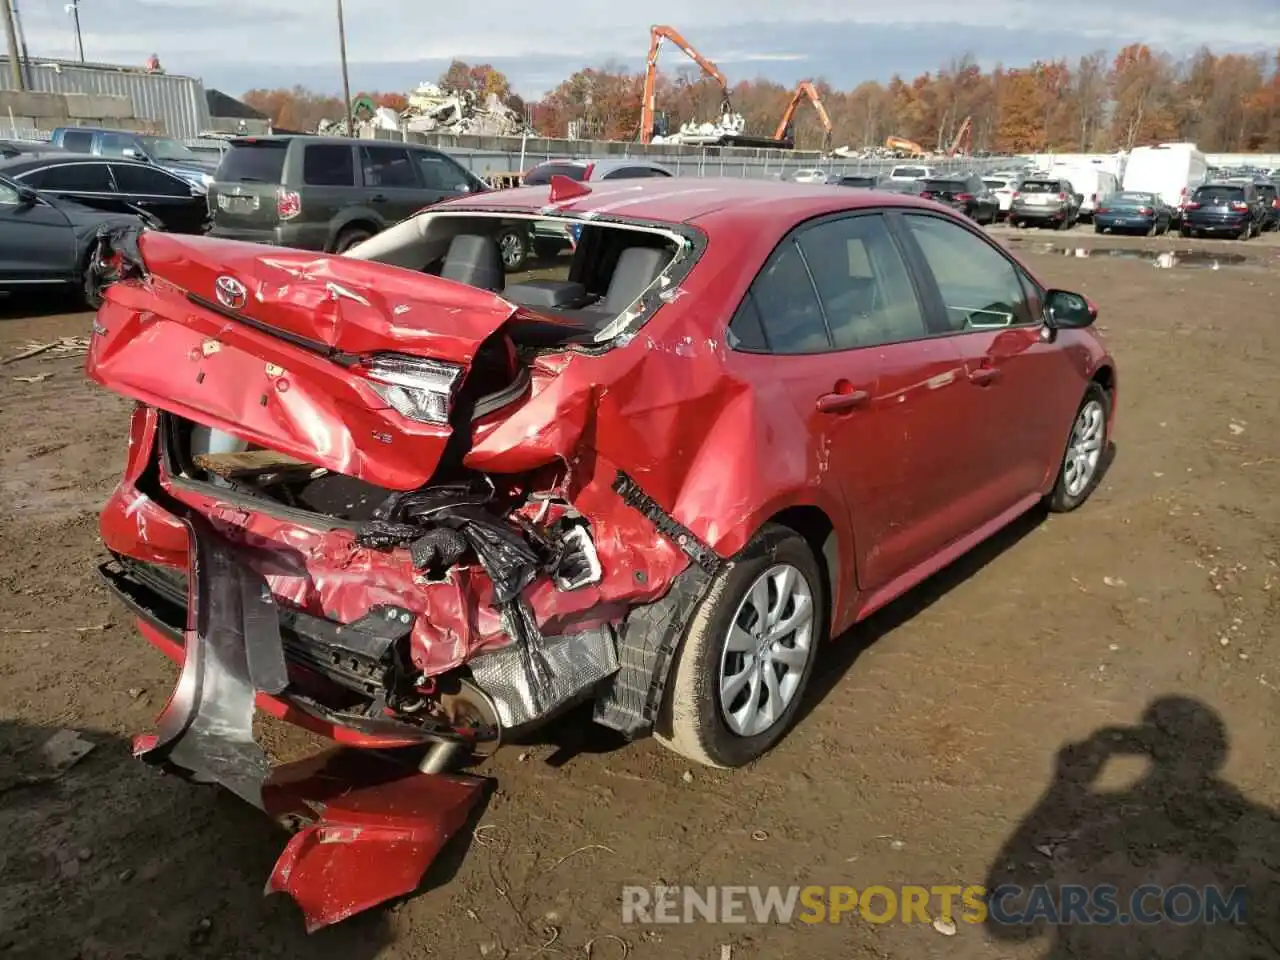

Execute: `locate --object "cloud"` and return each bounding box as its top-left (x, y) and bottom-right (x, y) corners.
top-left (9, 0), bottom-right (1280, 97)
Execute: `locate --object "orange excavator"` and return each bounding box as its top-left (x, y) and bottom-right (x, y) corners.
top-left (639, 24), bottom-right (733, 144)
top-left (885, 135), bottom-right (926, 157)
top-left (773, 81), bottom-right (833, 151)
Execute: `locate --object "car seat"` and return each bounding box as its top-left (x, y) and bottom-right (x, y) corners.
top-left (439, 234), bottom-right (504, 292)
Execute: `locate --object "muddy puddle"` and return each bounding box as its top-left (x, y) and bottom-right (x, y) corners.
top-left (1005, 241), bottom-right (1275, 271)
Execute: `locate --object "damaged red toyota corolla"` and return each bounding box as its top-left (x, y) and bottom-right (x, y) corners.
top-left (86, 175), bottom-right (1116, 929)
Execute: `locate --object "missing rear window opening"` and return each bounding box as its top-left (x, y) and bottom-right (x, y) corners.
top-left (347, 212), bottom-right (696, 346)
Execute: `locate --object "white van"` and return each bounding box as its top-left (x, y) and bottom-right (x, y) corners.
top-left (1121, 144), bottom-right (1208, 219)
top-left (1051, 162), bottom-right (1119, 220)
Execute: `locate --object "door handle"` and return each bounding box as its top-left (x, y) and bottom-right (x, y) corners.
top-left (968, 366), bottom-right (1002, 386)
top-left (816, 389), bottom-right (870, 413)
top-left (370, 194), bottom-right (388, 203)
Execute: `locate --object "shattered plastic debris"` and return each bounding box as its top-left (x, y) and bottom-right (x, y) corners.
top-left (1, 337), bottom-right (92, 365)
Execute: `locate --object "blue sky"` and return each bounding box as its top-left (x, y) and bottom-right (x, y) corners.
top-left (13, 0), bottom-right (1280, 98)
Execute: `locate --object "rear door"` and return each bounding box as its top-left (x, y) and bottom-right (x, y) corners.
top-left (209, 139), bottom-right (290, 232)
top-left (296, 141), bottom-right (365, 244)
top-left (725, 211), bottom-right (973, 605)
top-left (895, 212), bottom-right (1077, 520)
top-left (110, 162), bottom-right (208, 234)
top-left (358, 144), bottom-right (426, 223)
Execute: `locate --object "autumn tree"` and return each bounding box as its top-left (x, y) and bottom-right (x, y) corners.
top-left (242, 86), bottom-right (344, 131)
top-left (438, 60), bottom-right (514, 102)
top-left (1109, 44), bottom-right (1177, 149)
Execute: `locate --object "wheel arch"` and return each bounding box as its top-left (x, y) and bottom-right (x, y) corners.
top-left (763, 504), bottom-right (845, 638)
top-left (328, 214), bottom-right (382, 251)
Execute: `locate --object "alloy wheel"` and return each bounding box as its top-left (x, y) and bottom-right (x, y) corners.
top-left (1063, 399), bottom-right (1105, 497)
top-left (718, 563), bottom-right (816, 737)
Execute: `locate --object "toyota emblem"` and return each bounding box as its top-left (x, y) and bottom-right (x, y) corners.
top-left (215, 275), bottom-right (247, 310)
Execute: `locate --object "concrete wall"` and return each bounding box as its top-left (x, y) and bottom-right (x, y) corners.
top-left (0, 90), bottom-right (160, 135)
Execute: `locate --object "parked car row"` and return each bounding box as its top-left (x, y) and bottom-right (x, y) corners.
top-left (834, 171), bottom-right (1000, 224)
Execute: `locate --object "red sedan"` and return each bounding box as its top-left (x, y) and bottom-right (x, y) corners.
top-left (85, 176), bottom-right (1115, 928)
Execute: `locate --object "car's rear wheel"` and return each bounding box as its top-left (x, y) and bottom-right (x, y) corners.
top-left (1047, 382), bottom-right (1111, 513)
top-left (657, 525), bottom-right (825, 768)
top-left (497, 226), bottom-right (529, 271)
top-left (333, 227), bottom-right (373, 253)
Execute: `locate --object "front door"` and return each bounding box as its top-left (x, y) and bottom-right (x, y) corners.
top-left (895, 212), bottom-right (1077, 518)
top-left (0, 182), bottom-right (74, 281)
top-left (725, 211), bottom-right (975, 615)
top-left (110, 162), bottom-right (209, 234)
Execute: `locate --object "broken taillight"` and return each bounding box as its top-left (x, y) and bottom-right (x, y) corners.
top-left (359, 353), bottom-right (463, 425)
top-left (954, 193), bottom-right (974, 201)
top-left (276, 188), bottom-right (301, 220)
top-left (1138, 207), bottom-right (1153, 215)
top-left (1184, 201), bottom-right (1201, 210)
top-left (1230, 201), bottom-right (1249, 211)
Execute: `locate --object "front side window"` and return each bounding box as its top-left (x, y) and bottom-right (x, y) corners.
top-left (413, 151), bottom-right (471, 191)
top-left (112, 163), bottom-right (188, 195)
top-left (903, 214), bottom-right (1033, 331)
top-left (100, 133), bottom-right (140, 158)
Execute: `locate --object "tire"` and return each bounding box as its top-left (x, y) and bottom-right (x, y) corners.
top-left (81, 237), bottom-right (107, 310)
top-left (332, 227), bottom-right (373, 253)
top-left (656, 524), bottom-right (826, 768)
top-left (1180, 227), bottom-right (1192, 239)
top-left (497, 227), bottom-right (529, 271)
top-left (1047, 382), bottom-right (1111, 513)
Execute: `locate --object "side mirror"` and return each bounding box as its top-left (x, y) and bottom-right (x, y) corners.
top-left (15, 184), bottom-right (40, 206)
top-left (1043, 289), bottom-right (1097, 330)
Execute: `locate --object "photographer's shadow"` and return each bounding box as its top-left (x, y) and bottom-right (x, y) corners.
top-left (983, 696), bottom-right (1280, 959)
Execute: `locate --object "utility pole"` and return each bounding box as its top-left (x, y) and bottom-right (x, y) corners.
top-left (2, 0), bottom-right (24, 89)
top-left (67, 0), bottom-right (84, 62)
top-left (336, 0), bottom-right (352, 136)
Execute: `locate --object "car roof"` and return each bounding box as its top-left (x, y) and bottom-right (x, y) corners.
top-left (436, 175), bottom-right (952, 228)
top-left (226, 135), bottom-right (439, 149)
top-left (0, 154), bottom-right (169, 175)
top-left (529, 157), bottom-right (673, 175)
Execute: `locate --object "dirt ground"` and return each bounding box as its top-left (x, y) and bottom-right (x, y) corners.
top-left (2, 227), bottom-right (1279, 960)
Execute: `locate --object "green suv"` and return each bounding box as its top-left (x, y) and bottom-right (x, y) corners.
top-left (208, 135), bottom-right (487, 252)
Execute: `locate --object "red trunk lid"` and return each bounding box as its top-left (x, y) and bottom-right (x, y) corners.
top-left (86, 232), bottom-right (520, 490)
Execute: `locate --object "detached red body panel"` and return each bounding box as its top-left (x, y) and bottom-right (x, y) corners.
top-left (87, 180), bottom-right (1115, 931)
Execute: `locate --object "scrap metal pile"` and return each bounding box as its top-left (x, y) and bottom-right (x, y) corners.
top-left (318, 83), bottom-right (528, 137)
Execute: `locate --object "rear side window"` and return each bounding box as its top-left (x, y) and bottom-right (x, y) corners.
top-left (302, 144), bottom-right (355, 186)
top-left (601, 166), bottom-right (669, 179)
top-left (25, 162), bottom-right (114, 192)
top-left (729, 240), bottom-right (829, 354)
top-left (360, 145), bottom-right (417, 188)
top-left (524, 163), bottom-right (588, 185)
top-left (796, 215), bottom-right (927, 349)
top-left (217, 141), bottom-right (288, 183)
top-left (60, 130), bottom-right (93, 152)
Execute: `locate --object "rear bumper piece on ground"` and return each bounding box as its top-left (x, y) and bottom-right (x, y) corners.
top-left (118, 515), bottom-right (485, 930)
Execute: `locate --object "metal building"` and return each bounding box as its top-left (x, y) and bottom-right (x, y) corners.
top-left (0, 56), bottom-right (211, 138)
